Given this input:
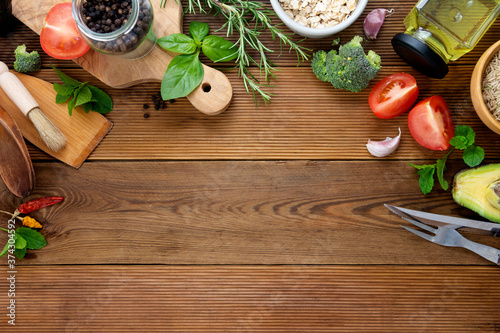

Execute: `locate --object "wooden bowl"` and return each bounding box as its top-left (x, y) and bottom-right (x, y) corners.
top-left (471, 40), bottom-right (500, 135)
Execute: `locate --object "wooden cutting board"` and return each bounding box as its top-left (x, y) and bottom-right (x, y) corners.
top-left (0, 72), bottom-right (113, 169)
top-left (12, 0), bottom-right (233, 115)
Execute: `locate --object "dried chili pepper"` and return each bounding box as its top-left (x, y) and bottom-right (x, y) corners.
top-left (22, 216), bottom-right (42, 229)
top-left (15, 196), bottom-right (64, 215)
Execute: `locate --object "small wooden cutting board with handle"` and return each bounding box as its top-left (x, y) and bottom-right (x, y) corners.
top-left (0, 71), bottom-right (113, 169)
top-left (12, 0), bottom-right (233, 115)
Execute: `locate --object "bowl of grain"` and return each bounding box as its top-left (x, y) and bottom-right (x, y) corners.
top-left (270, 0), bottom-right (368, 39)
top-left (471, 40), bottom-right (500, 135)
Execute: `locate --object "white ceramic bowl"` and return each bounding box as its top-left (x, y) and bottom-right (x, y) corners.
top-left (270, 0), bottom-right (368, 39)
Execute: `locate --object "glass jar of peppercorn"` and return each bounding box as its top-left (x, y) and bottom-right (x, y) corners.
top-left (72, 0), bottom-right (156, 60)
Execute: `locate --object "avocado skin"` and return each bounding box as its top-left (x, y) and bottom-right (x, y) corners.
top-left (452, 164), bottom-right (500, 223)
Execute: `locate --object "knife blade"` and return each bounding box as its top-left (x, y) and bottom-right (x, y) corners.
top-left (385, 204), bottom-right (500, 237)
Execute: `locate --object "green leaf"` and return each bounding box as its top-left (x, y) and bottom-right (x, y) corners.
top-left (82, 102), bottom-right (93, 113)
top-left (56, 94), bottom-right (72, 104)
top-left (14, 247), bottom-right (26, 259)
top-left (161, 53), bottom-right (204, 100)
top-left (87, 85), bottom-right (113, 113)
top-left (449, 136), bottom-right (469, 150)
top-left (408, 162), bottom-right (436, 170)
top-left (0, 242), bottom-right (10, 258)
top-left (436, 150), bottom-right (452, 191)
top-left (75, 85), bottom-right (92, 107)
top-left (68, 95), bottom-right (77, 116)
top-left (15, 227), bottom-right (46, 250)
top-left (157, 34), bottom-right (197, 54)
top-left (189, 21), bottom-right (209, 43)
top-left (14, 234), bottom-right (26, 250)
top-left (201, 35), bottom-right (238, 62)
top-left (51, 65), bottom-right (80, 87)
top-left (454, 125), bottom-right (475, 145)
top-left (53, 83), bottom-right (76, 96)
top-left (463, 145), bottom-right (485, 167)
top-left (416, 166), bottom-right (436, 195)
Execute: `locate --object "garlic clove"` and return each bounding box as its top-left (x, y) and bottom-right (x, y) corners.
top-left (364, 8), bottom-right (394, 40)
top-left (366, 128), bottom-right (401, 157)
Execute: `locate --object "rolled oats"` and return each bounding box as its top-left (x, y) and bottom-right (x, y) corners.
top-left (278, 0), bottom-right (357, 28)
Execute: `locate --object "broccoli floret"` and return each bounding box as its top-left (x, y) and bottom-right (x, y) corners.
top-left (311, 36), bottom-right (381, 93)
top-left (14, 45), bottom-right (41, 73)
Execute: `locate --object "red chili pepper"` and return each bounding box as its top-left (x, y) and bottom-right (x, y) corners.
top-left (16, 196), bottom-right (64, 214)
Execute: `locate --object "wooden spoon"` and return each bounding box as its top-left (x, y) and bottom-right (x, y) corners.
top-left (0, 106), bottom-right (35, 197)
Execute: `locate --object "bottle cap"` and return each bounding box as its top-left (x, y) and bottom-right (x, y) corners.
top-left (391, 33), bottom-right (448, 79)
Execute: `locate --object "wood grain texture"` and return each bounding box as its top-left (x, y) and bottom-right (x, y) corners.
top-left (0, 160), bottom-right (499, 265)
top-left (1, 265), bottom-right (499, 332)
top-left (0, 71), bottom-right (112, 168)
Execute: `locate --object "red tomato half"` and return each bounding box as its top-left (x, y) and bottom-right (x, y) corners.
top-left (408, 95), bottom-right (454, 151)
top-left (40, 3), bottom-right (90, 60)
top-left (369, 73), bottom-right (419, 119)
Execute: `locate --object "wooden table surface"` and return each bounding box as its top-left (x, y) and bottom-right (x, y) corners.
top-left (1, 0), bottom-right (500, 331)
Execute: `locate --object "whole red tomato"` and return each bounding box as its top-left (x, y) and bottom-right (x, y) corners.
top-left (369, 73), bottom-right (419, 119)
top-left (40, 3), bottom-right (90, 60)
top-left (408, 95), bottom-right (454, 151)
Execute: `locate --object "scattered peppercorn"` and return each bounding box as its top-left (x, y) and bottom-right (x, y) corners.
top-left (143, 103), bottom-right (149, 109)
top-left (143, 113), bottom-right (150, 118)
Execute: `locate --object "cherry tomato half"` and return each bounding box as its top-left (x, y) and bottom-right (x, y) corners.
top-left (369, 73), bottom-right (419, 119)
top-left (40, 3), bottom-right (90, 60)
top-left (408, 95), bottom-right (454, 151)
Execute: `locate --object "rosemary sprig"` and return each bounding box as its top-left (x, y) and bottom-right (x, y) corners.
top-left (160, 0), bottom-right (310, 103)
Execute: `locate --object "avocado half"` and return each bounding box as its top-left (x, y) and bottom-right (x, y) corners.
top-left (452, 164), bottom-right (500, 223)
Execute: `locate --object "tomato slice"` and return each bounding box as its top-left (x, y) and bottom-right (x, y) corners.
top-left (369, 73), bottom-right (419, 119)
top-left (40, 3), bottom-right (90, 60)
top-left (408, 95), bottom-right (454, 151)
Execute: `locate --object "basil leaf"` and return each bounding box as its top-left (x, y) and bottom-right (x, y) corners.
top-left (202, 35), bottom-right (238, 62)
top-left (157, 34), bottom-right (197, 54)
top-left (463, 145), bottom-right (485, 167)
top-left (416, 166), bottom-right (436, 195)
top-left (14, 247), bottom-right (26, 259)
top-left (15, 227), bottom-right (47, 250)
top-left (161, 53), bottom-right (204, 100)
top-left (88, 85), bottom-right (113, 113)
top-left (189, 21), bottom-right (209, 44)
top-left (75, 85), bottom-right (93, 107)
top-left (51, 65), bottom-right (80, 88)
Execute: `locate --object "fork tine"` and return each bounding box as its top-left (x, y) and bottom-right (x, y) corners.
top-left (401, 225), bottom-right (435, 242)
top-left (402, 216), bottom-right (438, 233)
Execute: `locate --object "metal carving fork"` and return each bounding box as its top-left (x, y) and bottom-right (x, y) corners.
top-left (386, 204), bottom-right (500, 264)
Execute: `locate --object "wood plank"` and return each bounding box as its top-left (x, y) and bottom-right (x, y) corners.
top-left (0, 265), bottom-right (499, 331)
top-left (1, 160), bottom-right (499, 265)
top-left (4, 65), bottom-right (498, 161)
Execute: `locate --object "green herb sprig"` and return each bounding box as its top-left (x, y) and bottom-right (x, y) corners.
top-left (0, 227), bottom-right (46, 259)
top-left (160, 0), bottom-right (310, 103)
top-left (52, 66), bottom-right (113, 115)
top-left (409, 125), bottom-right (485, 195)
top-left (157, 21), bottom-right (238, 100)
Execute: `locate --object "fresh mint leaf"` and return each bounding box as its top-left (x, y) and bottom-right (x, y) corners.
top-left (56, 94), bottom-right (72, 104)
top-left (0, 242), bottom-right (10, 258)
top-left (82, 102), bottom-right (93, 113)
top-left (436, 150), bottom-right (452, 190)
top-left (202, 35), bottom-right (238, 62)
top-left (454, 125), bottom-right (475, 145)
top-left (161, 53), bottom-right (204, 100)
top-left (157, 34), bottom-right (198, 54)
top-left (417, 166), bottom-right (436, 195)
top-left (15, 227), bottom-right (46, 250)
top-left (408, 163), bottom-right (435, 170)
top-left (53, 82), bottom-right (75, 96)
top-left (14, 247), bottom-right (26, 259)
top-left (75, 85), bottom-right (92, 107)
top-left (449, 136), bottom-right (469, 150)
top-left (51, 65), bottom-right (80, 87)
top-left (14, 234), bottom-right (26, 250)
top-left (87, 85), bottom-right (113, 113)
top-left (68, 95), bottom-right (77, 116)
top-left (189, 21), bottom-right (209, 44)
top-left (463, 145), bottom-right (485, 167)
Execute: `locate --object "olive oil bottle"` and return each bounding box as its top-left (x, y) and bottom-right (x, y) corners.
top-left (392, 0), bottom-right (500, 78)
